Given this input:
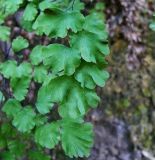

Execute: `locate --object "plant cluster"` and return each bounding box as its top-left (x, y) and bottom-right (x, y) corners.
top-left (0, 0), bottom-right (109, 159)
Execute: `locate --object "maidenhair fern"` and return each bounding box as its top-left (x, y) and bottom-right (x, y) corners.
top-left (0, 0), bottom-right (109, 159)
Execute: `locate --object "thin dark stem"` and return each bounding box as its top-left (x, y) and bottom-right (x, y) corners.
top-left (5, 44), bottom-right (11, 59)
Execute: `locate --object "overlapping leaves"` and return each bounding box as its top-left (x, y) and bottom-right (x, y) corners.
top-left (36, 76), bottom-right (100, 118)
top-left (0, 61), bottom-right (32, 101)
top-left (0, 1), bottom-right (110, 159)
top-left (75, 63), bottom-right (109, 89)
top-left (42, 44), bottom-right (81, 75)
top-left (12, 36), bottom-right (29, 52)
top-left (33, 10), bottom-right (84, 38)
top-left (3, 99), bottom-right (36, 132)
top-left (35, 119), bottom-right (93, 158)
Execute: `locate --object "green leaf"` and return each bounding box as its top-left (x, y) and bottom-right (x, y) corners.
top-left (33, 66), bottom-right (48, 83)
top-left (61, 119), bottom-right (93, 158)
top-left (37, 76), bottom-right (100, 118)
top-left (8, 140), bottom-right (25, 157)
top-left (75, 63), bottom-right (109, 89)
top-left (0, 134), bottom-right (7, 149)
top-left (39, 0), bottom-right (62, 11)
top-left (12, 106), bottom-right (36, 132)
top-left (95, 2), bottom-right (105, 11)
top-left (34, 115), bottom-right (47, 127)
top-left (70, 31), bottom-right (109, 62)
top-left (33, 10), bottom-right (84, 38)
top-left (3, 0), bottom-right (23, 15)
top-left (28, 151), bottom-right (50, 160)
top-left (83, 12), bottom-right (108, 40)
top-left (2, 99), bottom-right (22, 118)
top-left (39, 0), bottom-right (84, 12)
top-left (30, 45), bottom-right (44, 65)
top-left (0, 61), bottom-right (32, 78)
top-left (43, 44), bottom-right (81, 75)
top-left (12, 36), bottom-right (29, 52)
top-left (68, 0), bottom-right (84, 12)
top-left (35, 122), bottom-right (60, 149)
top-left (20, 18), bottom-right (33, 32)
top-left (36, 85), bottom-right (54, 114)
top-left (59, 86), bottom-right (100, 119)
top-left (0, 26), bottom-right (10, 41)
top-left (0, 9), bottom-right (5, 24)
top-left (0, 60), bottom-right (17, 78)
top-left (0, 2), bottom-right (110, 159)
top-left (42, 73), bottom-right (57, 86)
top-left (0, 151), bottom-right (15, 160)
top-left (10, 77), bottom-right (31, 101)
top-left (16, 62), bottom-right (32, 78)
top-left (0, 123), bottom-right (13, 136)
top-left (94, 51), bottom-right (109, 68)
top-left (23, 3), bottom-right (38, 21)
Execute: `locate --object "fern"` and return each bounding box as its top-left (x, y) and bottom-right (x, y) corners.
top-left (0, 0), bottom-right (109, 158)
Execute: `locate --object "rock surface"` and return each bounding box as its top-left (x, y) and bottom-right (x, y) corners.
top-left (87, 117), bottom-right (147, 160)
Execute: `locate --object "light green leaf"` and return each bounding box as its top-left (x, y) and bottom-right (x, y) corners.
top-left (61, 119), bottom-right (93, 158)
top-left (37, 76), bottom-right (100, 118)
top-left (34, 115), bottom-right (47, 127)
top-left (83, 12), bottom-right (108, 40)
top-left (70, 31), bottom-right (109, 62)
top-left (35, 122), bottom-right (60, 149)
top-left (2, 99), bottom-right (22, 118)
top-left (59, 86), bottom-right (100, 119)
top-left (0, 26), bottom-right (10, 41)
top-left (12, 36), bottom-right (29, 52)
top-left (68, 0), bottom-right (84, 12)
top-left (12, 106), bottom-right (36, 132)
top-left (0, 60), bottom-right (17, 78)
top-left (39, 0), bottom-right (84, 12)
top-left (23, 3), bottom-right (38, 21)
top-left (36, 85), bottom-right (54, 114)
top-left (0, 0), bottom-right (23, 17)
top-left (0, 61), bottom-right (32, 78)
top-left (43, 44), bottom-right (81, 75)
top-left (75, 63), bottom-right (109, 89)
top-left (95, 2), bottom-right (105, 11)
top-left (30, 45), bottom-right (44, 65)
top-left (16, 62), bottom-right (32, 78)
top-left (33, 66), bottom-right (48, 83)
top-left (33, 10), bottom-right (84, 38)
top-left (10, 77), bottom-right (31, 101)
top-left (39, 0), bottom-right (62, 11)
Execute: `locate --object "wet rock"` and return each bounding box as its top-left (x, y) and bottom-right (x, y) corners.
top-left (119, 152), bottom-right (131, 160)
top-left (88, 117), bottom-right (142, 160)
top-left (110, 146), bottom-right (119, 156)
top-left (106, 156), bottom-right (117, 160)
